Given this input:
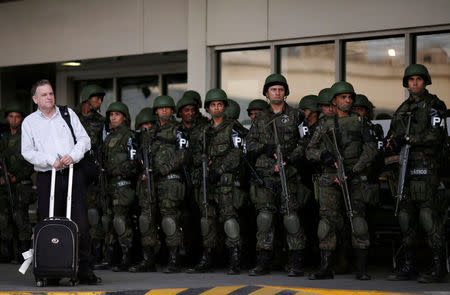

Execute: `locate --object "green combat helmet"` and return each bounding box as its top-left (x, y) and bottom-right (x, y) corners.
top-left (4, 103), bottom-right (27, 117)
top-left (135, 107), bottom-right (156, 130)
top-left (80, 84), bottom-right (106, 102)
top-left (182, 90), bottom-right (202, 108)
top-left (247, 99), bottom-right (268, 116)
top-left (353, 94), bottom-right (374, 110)
top-left (317, 88), bottom-right (332, 106)
top-left (153, 95), bottom-right (176, 111)
top-left (106, 101), bottom-right (131, 125)
top-left (329, 81), bottom-right (355, 99)
top-left (176, 94), bottom-right (198, 118)
top-left (402, 64), bottom-right (432, 87)
top-left (262, 74), bottom-right (290, 96)
top-left (204, 88), bottom-right (228, 109)
top-left (298, 95), bottom-right (320, 113)
top-left (225, 99), bottom-right (241, 119)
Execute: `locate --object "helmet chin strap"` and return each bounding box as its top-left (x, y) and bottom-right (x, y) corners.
top-left (268, 96), bottom-right (286, 105)
top-left (211, 111), bottom-right (224, 118)
top-left (88, 100), bottom-right (100, 112)
top-left (333, 102), bottom-right (351, 112)
top-left (408, 89), bottom-right (425, 97)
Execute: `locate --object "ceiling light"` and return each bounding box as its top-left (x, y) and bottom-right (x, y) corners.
top-left (388, 49), bottom-right (396, 57)
top-left (61, 61), bottom-right (81, 67)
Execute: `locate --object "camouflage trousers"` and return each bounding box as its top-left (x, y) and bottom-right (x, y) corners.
top-left (197, 181), bottom-right (241, 249)
top-left (157, 177), bottom-right (185, 247)
top-left (86, 183), bottom-right (105, 240)
top-left (136, 179), bottom-right (159, 248)
top-left (397, 175), bottom-right (446, 250)
top-left (317, 174), bottom-right (370, 251)
top-left (251, 175), bottom-right (306, 251)
top-left (105, 179), bottom-right (135, 248)
top-left (0, 183), bottom-right (36, 241)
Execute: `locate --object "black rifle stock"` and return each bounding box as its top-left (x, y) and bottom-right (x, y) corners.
top-left (201, 130), bottom-right (208, 221)
top-left (394, 112), bottom-right (412, 216)
top-left (96, 147), bottom-right (108, 214)
top-left (1, 157), bottom-right (14, 218)
top-left (272, 120), bottom-right (290, 216)
top-left (242, 138), bottom-right (264, 186)
top-left (142, 129), bottom-right (153, 216)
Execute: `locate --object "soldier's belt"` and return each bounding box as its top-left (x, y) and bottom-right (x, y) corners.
top-left (20, 180), bottom-right (32, 185)
top-left (234, 181), bottom-right (240, 187)
top-left (166, 173), bottom-right (181, 180)
top-left (410, 168), bottom-right (428, 176)
top-left (116, 180), bottom-right (131, 187)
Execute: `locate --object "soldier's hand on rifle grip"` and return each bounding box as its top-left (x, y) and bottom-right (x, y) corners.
top-left (263, 144), bottom-right (276, 158)
top-left (320, 150), bottom-right (336, 167)
top-left (273, 154), bottom-right (286, 173)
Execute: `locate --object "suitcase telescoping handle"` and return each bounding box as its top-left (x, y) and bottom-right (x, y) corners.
top-left (49, 164), bottom-right (74, 219)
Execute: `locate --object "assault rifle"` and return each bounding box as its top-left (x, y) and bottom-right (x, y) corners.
top-left (201, 129), bottom-right (208, 221)
top-left (96, 147), bottom-right (108, 214)
top-left (141, 129), bottom-right (153, 215)
top-left (329, 129), bottom-right (355, 233)
top-left (394, 112), bottom-right (412, 216)
top-left (241, 138), bottom-right (264, 186)
top-left (272, 120), bottom-right (290, 216)
top-left (1, 156), bottom-right (14, 218)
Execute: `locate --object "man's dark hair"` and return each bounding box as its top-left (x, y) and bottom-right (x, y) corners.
top-left (31, 79), bottom-right (52, 97)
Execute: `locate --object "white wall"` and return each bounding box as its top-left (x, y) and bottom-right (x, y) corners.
top-left (0, 0), bottom-right (188, 67)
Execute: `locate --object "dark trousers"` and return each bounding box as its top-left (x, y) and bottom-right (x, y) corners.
top-left (37, 167), bottom-right (91, 269)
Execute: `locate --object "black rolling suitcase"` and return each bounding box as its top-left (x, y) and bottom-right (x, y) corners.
top-left (33, 165), bottom-right (79, 287)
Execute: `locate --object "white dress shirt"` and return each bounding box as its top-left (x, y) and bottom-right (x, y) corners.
top-left (21, 106), bottom-right (91, 172)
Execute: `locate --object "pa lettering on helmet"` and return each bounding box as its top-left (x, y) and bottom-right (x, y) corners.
top-left (430, 108), bottom-right (445, 129)
top-left (176, 130), bottom-right (189, 149)
top-left (231, 129), bottom-right (243, 149)
top-left (298, 122), bottom-right (309, 138)
top-left (127, 137), bottom-right (137, 160)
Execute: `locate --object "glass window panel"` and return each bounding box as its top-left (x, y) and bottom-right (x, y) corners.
top-left (416, 33), bottom-right (450, 109)
top-left (220, 49), bottom-right (270, 124)
top-left (118, 76), bottom-right (160, 129)
top-left (281, 43), bottom-right (335, 106)
top-left (346, 37), bottom-right (405, 117)
top-left (165, 73), bottom-right (187, 103)
top-left (75, 79), bottom-right (114, 116)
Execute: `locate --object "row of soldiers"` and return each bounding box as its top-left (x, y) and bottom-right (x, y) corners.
top-left (0, 63), bottom-right (448, 283)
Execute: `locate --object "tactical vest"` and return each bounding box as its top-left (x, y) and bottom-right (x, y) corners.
top-left (103, 124), bottom-right (135, 177)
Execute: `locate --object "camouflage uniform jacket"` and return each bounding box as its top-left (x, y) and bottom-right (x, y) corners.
top-left (246, 103), bottom-right (304, 177)
top-left (0, 129), bottom-right (34, 182)
top-left (307, 112), bottom-right (377, 177)
top-left (103, 124), bottom-right (137, 180)
top-left (76, 110), bottom-right (105, 152)
top-left (150, 119), bottom-right (187, 177)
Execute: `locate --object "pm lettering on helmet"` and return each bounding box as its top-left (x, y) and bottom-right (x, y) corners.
top-left (176, 131), bottom-right (189, 149)
top-left (298, 122), bottom-right (309, 138)
top-left (231, 129), bottom-right (243, 149)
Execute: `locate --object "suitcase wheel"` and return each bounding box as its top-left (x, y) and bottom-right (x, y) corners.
top-left (36, 279), bottom-right (46, 287)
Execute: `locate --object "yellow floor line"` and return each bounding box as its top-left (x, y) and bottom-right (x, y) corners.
top-left (145, 288), bottom-right (188, 295)
top-left (249, 286), bottom-right (287, 295)
top-left (200, 285), bottom-right (247, 295)
top-left (265, 286), bottom-right (418, 295)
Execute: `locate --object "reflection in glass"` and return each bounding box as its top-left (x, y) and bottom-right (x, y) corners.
top-left (165, 73), bottom-right (188, 103)
top-left (417, 33), bottom-right (450, 109)
top-left (281, 43), bottom-right (335, 105)
top-left (221, 49), bottom-right (270, 124)
top-left (75, 79), bottom-right (114, 116)
top-left (119, 76), bottom-right (160, 129)
top-left (346, 37), bottom-right (405, 116)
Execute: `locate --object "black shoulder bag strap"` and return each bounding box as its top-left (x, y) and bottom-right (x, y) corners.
top-left (59, 105), bottom-right (77, 145)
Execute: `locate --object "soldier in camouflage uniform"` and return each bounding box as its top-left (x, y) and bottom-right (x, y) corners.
top-left (246, 74), bottom-right (307, 277)
top-left (129, 108), bottom-right (159, 272)
top-left (75, 85), bottom-right (107, 268)
top-left (0, 105), bottom-right (35, 262)
top-left (307, 81), bottom-right (377, 280)
top-left (386, 64), bottom-right (448, 283)
top-left (188, 89), bottom-right (243, 274)
top-left (102, 102), bottom-right (137, 272)
top-left (150, 95), bottom-right (188, 273)
top-left (247, 99), bottom-right (268, 123)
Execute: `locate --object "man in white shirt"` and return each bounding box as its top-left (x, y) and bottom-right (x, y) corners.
top-left (21, 79), bottom-right (101, 285)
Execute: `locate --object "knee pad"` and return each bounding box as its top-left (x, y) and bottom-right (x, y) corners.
top-left (419, 208), bottom-right (434, 233)
top-left (200, 217), bottom-right (210, 237)
top-left (283, 213), bottom-right (300, 235)
top-left (398, 211), bottom-right (410, 234)
top-left (161, 216), bottom-right (177, 237)
top-left (139, 215), bottom-right (150, 234)
top-left (113, 216), bottom-right (126, 236)
top-left (317, 219), bottom-right (330, 240)
top-left (87, 208), bottom-right (100, 227)
top-left (352, 216), bottom-right (368, 237)
top-left (256, 212), bottom-right (272, 233)
top-left (101, 215), bottom-right (111, 232)
top-left (224, 218), bottom-right (240, 240)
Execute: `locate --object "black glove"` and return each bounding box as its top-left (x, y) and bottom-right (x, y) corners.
top-left (263, 144), bottom-right (276, 157)
top-left (390, 134), bottom-right (410, 151)
top-left (208, 169), bottom-right (220, 183)
top-left (345, 169), bottom-right (354, 180)
top-left (151, 168), bottom-right (161, 178)
top-left (320, 150), bottom-right (336, 167)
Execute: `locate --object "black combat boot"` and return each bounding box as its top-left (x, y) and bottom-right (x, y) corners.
top-left (387, 247), bottom-right (417, 281)
top-left (164, 246), bottom-right (181, 273)
top-left (355, 249), bottom-right (371, 280)
top-left (227, 247), bottom-right (240, 275)
top-left (129, 247), bottom-right (157, 272)
top-left (248, 250), bottom-right (271, 276)
top-left (309, 250), bottom-right (334, 280)
top-left (111, 245), bottom-right (132, 272)
top-left (78, 263), bottom-right (102, 285)
top-left (417, 248), bottom-right (447, 283)
top-left (287, 250), bottom-right (305, 277)
top-left (91, 239), bottom-right (104, 265)
top-left (186, 248), bottom-right (213, 273)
